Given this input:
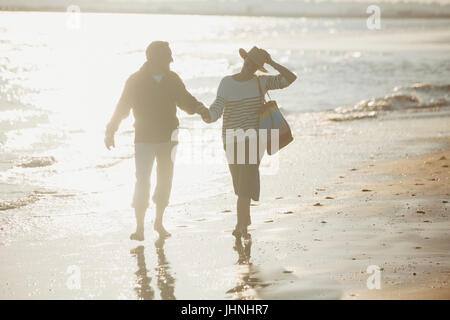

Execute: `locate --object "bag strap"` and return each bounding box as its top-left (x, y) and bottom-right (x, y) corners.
top-left (256, 76), bottom-right (272, 103)
top-left (256, 76), bottom-right (265, 104)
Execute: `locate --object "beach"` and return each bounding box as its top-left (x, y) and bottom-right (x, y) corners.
top-left (0, 11), bottom-right (449, 299)
top-left (1, 108), bottom-right (449, 299)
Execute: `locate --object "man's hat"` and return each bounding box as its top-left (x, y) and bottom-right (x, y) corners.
top-left (146, 41), bottom-right (173, 62)
top-left (239, 46), bottom-right (268, 73)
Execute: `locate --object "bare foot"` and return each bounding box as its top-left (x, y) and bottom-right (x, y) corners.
top-left (130, 229), bottom-right (144, 241)
top-left (154, 223), bottom-right (171, 238)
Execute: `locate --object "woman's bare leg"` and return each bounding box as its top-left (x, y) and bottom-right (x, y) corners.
top-left (236, 196), bottom-right (251, 236)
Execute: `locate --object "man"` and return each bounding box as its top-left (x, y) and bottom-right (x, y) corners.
top-left (105, 41), bottom-right (209, 241)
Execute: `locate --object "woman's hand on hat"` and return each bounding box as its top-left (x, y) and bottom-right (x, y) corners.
top-left (262, 50), bottom-right (275, 66)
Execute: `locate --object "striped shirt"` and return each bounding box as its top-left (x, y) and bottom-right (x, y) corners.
top-left (209, 74), bottom-right (290, 142)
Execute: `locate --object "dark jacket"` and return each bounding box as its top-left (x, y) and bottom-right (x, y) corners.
top-left (107, 62), bottom-right (202, 143)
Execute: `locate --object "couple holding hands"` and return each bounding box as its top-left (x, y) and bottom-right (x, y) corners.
top-left (105, 41), bottom-right (296, 241)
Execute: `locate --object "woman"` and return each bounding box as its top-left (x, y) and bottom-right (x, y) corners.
top-left (201, 46), bottom-right (297, 239)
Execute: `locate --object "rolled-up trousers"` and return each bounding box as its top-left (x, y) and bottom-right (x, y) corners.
top-left (132, 141), bottom-right (177, 210)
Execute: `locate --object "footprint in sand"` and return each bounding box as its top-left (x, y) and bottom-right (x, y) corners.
top-left (361, 189), bottom-right (372, 192)
top-left (443, 200), bottom-right (448, 204)
top-left (415, 183), bottom-right (424, 186)
top-left (176, 225), bottom-right (188, 228)
top-left (313, 203), bottom-right (323, 207)
top-left (325, 196), bottom-right (334, 200)
top-left (275, 196), bottom-right (283, 200)
top-left (221, 209), bottom-right (232, 213)
top-left (416, 210), bottom-right (425, 214)
top-left (321, 220), bottom-right (327, 224)
top-left (264, 219), bottom-right (274, 223)
top-left (316, 188), bottom-right (326, 191)
top-left (282, 211), bottom-right (294, 215)
top-left (339, 176), bottom-right (345, 179)
top-left (350, 168), bottom-right (358, 171)
top-left (439, 156), bottom-right (447, 160)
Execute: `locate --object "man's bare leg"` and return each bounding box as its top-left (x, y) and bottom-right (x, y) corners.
top-left (154, 205), bottom-right (171, 238)
top-left (130, 206), bottom-right (146, 241)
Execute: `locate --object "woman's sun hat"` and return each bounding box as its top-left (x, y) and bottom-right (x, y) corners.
top-left (239, 46), bottom-right (268, 73)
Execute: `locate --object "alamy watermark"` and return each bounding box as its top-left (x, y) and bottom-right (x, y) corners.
top-left (366, 265), bottom-right (381, 290)
top-left (172, 128), bottom-right (281, 175)
top-left (66, 265), bottom-right (81, 290)
top-left (366, 5), bottom-right (381, 30)
top-left (66, 5), bottom-right (82, 30)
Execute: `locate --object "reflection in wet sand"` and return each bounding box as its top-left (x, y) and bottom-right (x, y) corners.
top-left (130, 237), bottom-right (176, 300)
top-left (226, 236), bottom-right (270, 300)
top-left (130, 245), bottom-right (155, 300)
top-left (227, 235), bottom-right (342, 300)
top-left (154, 237), bottom-right (176, 300)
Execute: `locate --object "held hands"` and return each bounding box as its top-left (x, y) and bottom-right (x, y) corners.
top-left (195, 103), bottom-right (211, 123)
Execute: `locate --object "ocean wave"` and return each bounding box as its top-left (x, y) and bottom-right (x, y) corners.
top-left (394, 83), bottom-right (450, 92)
top-left (17, 156), bottom-right (56, 168)
top-left (0, 195), bottom-right (39, 211)
top-left (329, 83), bottom-right (450, 121)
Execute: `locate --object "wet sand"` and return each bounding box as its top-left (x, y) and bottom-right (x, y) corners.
top-left (0, 111), bottom-right (449, 299)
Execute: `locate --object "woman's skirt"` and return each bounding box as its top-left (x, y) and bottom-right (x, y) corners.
top-left (225, 136), bottom-right (262, 201)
